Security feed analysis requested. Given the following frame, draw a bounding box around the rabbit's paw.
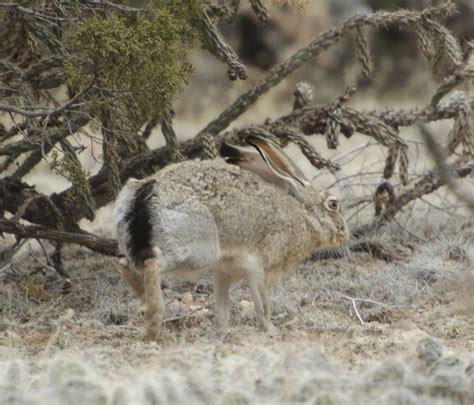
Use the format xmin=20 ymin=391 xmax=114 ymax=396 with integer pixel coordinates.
xmin=264 ymin=322 xmax=281 ymax=337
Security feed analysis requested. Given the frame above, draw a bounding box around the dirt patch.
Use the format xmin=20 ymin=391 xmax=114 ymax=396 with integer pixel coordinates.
xmin=1 ymin=234 xmax=473 ymax=403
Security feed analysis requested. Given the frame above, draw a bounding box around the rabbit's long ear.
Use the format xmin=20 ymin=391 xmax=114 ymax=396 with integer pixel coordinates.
xmin=219 ymin=142 xmax=261 ymax=164
xmin=246 ymin=135 xmax=311 ymax=188
xmin=220 ymin=138 xmax=310 ymax=201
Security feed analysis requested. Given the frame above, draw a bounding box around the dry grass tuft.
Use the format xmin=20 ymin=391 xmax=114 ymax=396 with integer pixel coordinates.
xmin=1 ymin=232 xmax=473 ymax=403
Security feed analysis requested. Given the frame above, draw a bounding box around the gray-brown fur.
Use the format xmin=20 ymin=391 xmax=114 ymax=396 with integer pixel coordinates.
xmin=114 ymin=158 xmax=348 ymax=340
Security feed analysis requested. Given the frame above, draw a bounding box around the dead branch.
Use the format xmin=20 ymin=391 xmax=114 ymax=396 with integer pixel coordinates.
xmin=0 ymin=239 xmax=26 ymax=270
xmin=75 ymin=1 xmax=150 ymax=13
xmin=0 ymin=219 xmax=118 ymax=256
xmin=0 ymin=114 xmax=90 ymax=158
xmin=0 ymin=79 xmax=94 ymax=118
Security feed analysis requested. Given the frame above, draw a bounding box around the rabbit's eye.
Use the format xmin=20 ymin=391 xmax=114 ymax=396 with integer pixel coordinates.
xmin=325 ymin=197 xmax=339 ymax=212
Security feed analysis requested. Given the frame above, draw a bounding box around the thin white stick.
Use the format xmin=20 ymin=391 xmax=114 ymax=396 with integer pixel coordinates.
xmin=341 ymin=295 xmax=365 ymax=325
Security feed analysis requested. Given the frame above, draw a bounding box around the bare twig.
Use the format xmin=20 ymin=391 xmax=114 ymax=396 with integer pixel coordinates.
xmin=341 ymin=295 xmax=365 ymax=325
xmin=418 ymin=124 xmax=474 ymax=210
xmin=163 ymin=302 xmax=213 ymax=324
xmin=0 ymin=219 xmax=118 ymax=256
xmin=0 ymin=3 xmax=66 ymax=22
xmin=0 ymin=239 xmax=26 ymax=270
xmin=0 ymin=80 xmax=94 ymax=118
xmin=77 ymin=1 xmax=150 ymax=13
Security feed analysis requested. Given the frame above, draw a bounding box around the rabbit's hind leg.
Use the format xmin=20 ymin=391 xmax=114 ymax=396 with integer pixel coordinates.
xmin=213 ymin=270 xmax=231 ymax=331
xmin=143 ymin=257 xmax=165 ymax=341
xmin=119 ymin=258 xmax=145 ymax=301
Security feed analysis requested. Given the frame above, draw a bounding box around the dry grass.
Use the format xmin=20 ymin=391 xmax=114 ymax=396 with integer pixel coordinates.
xmin=1 ymin=231 xmax=473 ymax=404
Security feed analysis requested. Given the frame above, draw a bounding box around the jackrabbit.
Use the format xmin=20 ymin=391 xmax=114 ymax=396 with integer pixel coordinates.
xmin=114 ymin=136 xmax=348 ymax=340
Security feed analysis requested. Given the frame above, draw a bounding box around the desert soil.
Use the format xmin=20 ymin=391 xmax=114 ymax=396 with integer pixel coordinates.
xmin=1 ymin=233 xmax=473 ymax=404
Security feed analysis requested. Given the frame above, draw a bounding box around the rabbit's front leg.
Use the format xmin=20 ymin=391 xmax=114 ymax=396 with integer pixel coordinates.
xmin=143 ymin=257 xmax=165 ymax=341
xmin=241 ymin=256 xmax=277 ymax=334
xmin=213 ymin=270 xmax=231 ymax=331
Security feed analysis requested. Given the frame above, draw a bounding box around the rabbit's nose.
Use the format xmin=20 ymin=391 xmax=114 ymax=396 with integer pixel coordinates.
xmin=339 ymin=221 xmax=350 ymax=244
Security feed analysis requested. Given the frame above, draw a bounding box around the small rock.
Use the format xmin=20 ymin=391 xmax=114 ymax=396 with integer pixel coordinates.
xmin=181 ymin=292 xmax=194 ymax=306
xmin=239 ymin=300 xmax=253 ymax=309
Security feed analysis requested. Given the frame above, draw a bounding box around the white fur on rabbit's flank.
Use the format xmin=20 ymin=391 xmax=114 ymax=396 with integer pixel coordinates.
xmin=114 ymin=158 xmax=348 ymax=339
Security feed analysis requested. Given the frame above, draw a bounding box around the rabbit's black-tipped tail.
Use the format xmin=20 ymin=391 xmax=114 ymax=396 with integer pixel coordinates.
xmin=124 ymin=179 xmax=156 ymax=269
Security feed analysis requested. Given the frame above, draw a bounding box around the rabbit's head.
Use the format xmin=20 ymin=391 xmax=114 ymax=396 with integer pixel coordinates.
xmin=221 ymin=134 xmax=349 ymax=248
xmin=302 ymin=187 xmax=349 ymax=248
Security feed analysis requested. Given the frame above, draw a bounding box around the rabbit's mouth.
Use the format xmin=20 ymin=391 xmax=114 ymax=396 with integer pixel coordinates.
xmin=334 ymin=228 xmax=349 ymax=245
xmin=329 ymin=220 xmax=349 ymax=246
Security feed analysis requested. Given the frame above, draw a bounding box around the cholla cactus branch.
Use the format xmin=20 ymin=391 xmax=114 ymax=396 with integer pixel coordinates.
xmin=333 ymin=85 xmax=359 ymax=108
xmin=141 ymin=117 xmax=159 ymax=141
xmin=383 ymin=144 xmax=399 ymax=180
xmin=238 ymin=126 xmax=281 ymax=145
xmin=419 ymin=125 xmax=474 ymax=210
xmin=324 ymin=118 xmax=340 ymax=150
xmin=232 ymin=124 xmax=339 ymax=171
xmin=374 ymin=182 xmax=396 ymax=217
xmin=197 ymin=1 xmax=456 ymax=138
xmin=398 ymin=147 xmax=409 ymax=186
xmin=353 ymin=160 xmax=474 ymax=237
xmin=281 ymin=96 xmax=473 ymax=134
xmin=338 ymin=108 xmax=405 ymax=148
xmin=250 ymin=0 xmax=271 ymax=23
xmin=293 ymin=82 xmax=314 ymax=111
xmin=354 ymin=26 xmax=373 ymax=79
xmin=446 ymin=109 xmax=469 ymax=155
xmin=431 ymin=65 xmax=474 ymax=106
xmin=200 ymin=7 xmax=247 ymax=80
xmin=161 ymin=112 xmax=185 ymax=162
xmin=271 ymin=126 xmax=339 ymax=171
xmin=206 ymin=0 xmax=240 ymax=22
xmin=422 ymin=18 xmax=463 ymax=76
xmin=200 ymin=133 xmax=219 ymax=160
xmin=415 ymin=24 xmax=435 ymax=66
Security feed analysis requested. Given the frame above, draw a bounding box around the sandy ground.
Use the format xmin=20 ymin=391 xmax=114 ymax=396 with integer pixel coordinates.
xmin=1 ymin=231 xmax=473 ymax=404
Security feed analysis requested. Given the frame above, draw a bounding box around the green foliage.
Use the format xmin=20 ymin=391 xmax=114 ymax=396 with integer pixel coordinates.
xmin=64 ymin=1 xmax=203 ymax=129
xmin=50 ymin=149 xmax=96 ymax=220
